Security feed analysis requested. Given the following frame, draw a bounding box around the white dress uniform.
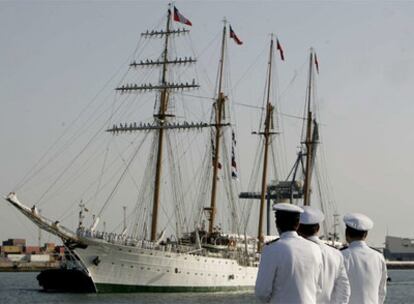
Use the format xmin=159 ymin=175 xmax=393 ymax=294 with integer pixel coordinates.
xmin=308 ymin=236 xmax=350 ymax=303
xmin=255 ymin=204 xmax=323 ymax=304
xmin=300 ymin=206 xmax=350 ymax=304
xmin=341 ymin=213 xmax=387 ymax=304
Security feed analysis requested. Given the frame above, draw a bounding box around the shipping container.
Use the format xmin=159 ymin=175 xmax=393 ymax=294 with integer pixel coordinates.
xmin=11 ymin=239 xmax=26 ymax=246
xmin=2 ymin=240 xmax=11 ymax=246
xmin=25 ymin=246 xmax=41 ymax=254
xmin=55 ymin=246 xmax=65 ymax=254
xmin=2 ymin=245 xmax=22 ymax=254
xmin=2 ymin=239 xmax=26 ymax=246
xmin=30 ymin=254 xmax=50 ymax=262
xmin=7 ymin=254 xmax=27 ymax=262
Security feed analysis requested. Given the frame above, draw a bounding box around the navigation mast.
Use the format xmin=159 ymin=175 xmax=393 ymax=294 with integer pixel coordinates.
xmin=207 ymin=20 xmax=227 ymax=234
xmin=150 ymin=8 xmax=172 ymax=241
xmin=303 ymin=48 xmax=315 ymax=206
xmin=110 ymin=6 xmax=199 ymax=241
xmin=257 ymin=37 xmax=276 ymax=252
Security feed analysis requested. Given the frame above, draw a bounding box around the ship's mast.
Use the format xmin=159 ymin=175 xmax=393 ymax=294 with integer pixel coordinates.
xmin=150 ymin=8 xmax=172 ymax=241
xmin=303 ymin=49 xmax=314 ymax=206
xmin=257 ymin=37 xmax=275 ymax=252
xmin=110 ymin=6 xmax=201 ymax=241
xmin=208 ymin=20 xmax=227 ymax=234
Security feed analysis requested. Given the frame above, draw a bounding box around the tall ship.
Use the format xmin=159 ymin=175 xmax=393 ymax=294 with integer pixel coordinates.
xmin=4 ymin=5 xmax=335 ymax=292
xmin=5 ymin=6 xmax=260 ymax=292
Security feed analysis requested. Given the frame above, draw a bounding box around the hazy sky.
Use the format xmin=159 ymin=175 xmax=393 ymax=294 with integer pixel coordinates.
xmin=1 ymin=1 xmax=414 ymax=247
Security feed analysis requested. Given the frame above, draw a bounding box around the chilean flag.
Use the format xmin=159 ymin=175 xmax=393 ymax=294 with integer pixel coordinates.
xmin=276 ymin=39 xmax=285 ymax=61
xmin=173 ymin=7 xmax=192 ymax=26
xmin=229 ymin=25 xmax=243 ymax=45
xmin=314 ymin=53 xmax=319 ymax=74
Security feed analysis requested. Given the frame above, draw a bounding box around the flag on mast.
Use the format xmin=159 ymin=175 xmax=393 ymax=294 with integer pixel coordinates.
xmin=276 ymin=39 xmax=285 ymax=61
xmin=314 ymin=53 xmax=319 ymax=74
xmin=211 ymin=137 xmax=222 ymax=169
xmin=173 ymin=6 xmax=192 ymax=26
xmin=231 ymin=131 xmax=238 ymax=179
xmin=229 ymin=25 xmax=243 ymax=45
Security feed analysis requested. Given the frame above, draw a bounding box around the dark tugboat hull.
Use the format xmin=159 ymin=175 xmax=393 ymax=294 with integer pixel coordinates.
xmin=37 ymin=269 xmax=96 ymax=293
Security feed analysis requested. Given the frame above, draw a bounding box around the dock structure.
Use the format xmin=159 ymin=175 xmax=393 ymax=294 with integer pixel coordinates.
xmin=386 ymin=261 xmax=414 ymax=269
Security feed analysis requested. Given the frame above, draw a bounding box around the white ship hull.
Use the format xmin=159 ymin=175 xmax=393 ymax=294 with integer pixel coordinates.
xmin=74 ymin=237 xmax=258 ymax=292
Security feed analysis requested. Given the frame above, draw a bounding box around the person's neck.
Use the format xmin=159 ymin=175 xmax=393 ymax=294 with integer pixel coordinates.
xmin=278 ymin=229 xmax=297 ymax=234
xmin=347 ymin=237 xmax=365 ymax=243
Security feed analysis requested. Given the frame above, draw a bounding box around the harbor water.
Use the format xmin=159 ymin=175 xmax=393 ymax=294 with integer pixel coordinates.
xmin=0 ymin=270 xmax=412 ymax=303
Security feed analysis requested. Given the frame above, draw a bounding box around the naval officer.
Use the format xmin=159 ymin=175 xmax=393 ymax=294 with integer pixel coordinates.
xmin=298 ymin=206 xmax=350 ymax=304
xmin=341 ymin=213 xmax=387 ymax=304
xmin=255 ymin=203 xmax=323 ymax=304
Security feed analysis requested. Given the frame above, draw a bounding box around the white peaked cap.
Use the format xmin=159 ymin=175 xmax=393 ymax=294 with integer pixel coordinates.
xmin=343 ymin=213 xmax=374 ymax=231
xmin=299 ymin=206 xmax=325 ymax=224
xmin=273 ymin=203 xmax=304 ymax=213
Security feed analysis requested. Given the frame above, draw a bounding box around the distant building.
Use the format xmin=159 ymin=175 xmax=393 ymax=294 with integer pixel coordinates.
xmin=384 ymin=235 xmax=414 ymax=261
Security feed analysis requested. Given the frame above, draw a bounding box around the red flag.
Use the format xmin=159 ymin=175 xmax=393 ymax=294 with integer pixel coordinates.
xmin=276 ymin=39 xmax=285 ymax=61
xmin=229 ymin=25 xmax=243 ymax=45
xmin=173 ymin=6 xmax=192 ymax=26
xmin=314 ymin=53 xmax=319 ymax=74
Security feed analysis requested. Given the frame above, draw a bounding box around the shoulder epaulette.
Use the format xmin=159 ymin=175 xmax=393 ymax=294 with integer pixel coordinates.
xmin=325 ymin=243 xmax=339 ymax=249
xmin=265 ymin=238 xmax=280 ymax=246
xmin=369 ymin=246 xmax=382 ymax=254
xmin=339 ymin=245 xmax=348 ymax=251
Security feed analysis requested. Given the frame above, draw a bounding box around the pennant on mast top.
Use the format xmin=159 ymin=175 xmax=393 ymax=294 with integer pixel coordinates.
xmin=229 ymin=25 xmax=243 ymax=45
xmin=314 ymin=53 xmax=319 ymax=74
xmin=173 ymin=6 xmax=192 ymax=26
xmin=276 ymin=38 xmax=285 ymax=61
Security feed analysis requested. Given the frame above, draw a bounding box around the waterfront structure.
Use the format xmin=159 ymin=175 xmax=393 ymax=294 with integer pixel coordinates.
xmin=384 ymin=236 xmax=414 ymax=261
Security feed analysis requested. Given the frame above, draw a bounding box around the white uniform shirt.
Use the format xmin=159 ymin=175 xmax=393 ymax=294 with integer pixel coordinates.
xmin=307 ymin=236 xmax=350 ymax=304
xmin=342 ymin=240 xmax=387 ymax=304
xmin=255 ymin=231 xmax=323 ymax=304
